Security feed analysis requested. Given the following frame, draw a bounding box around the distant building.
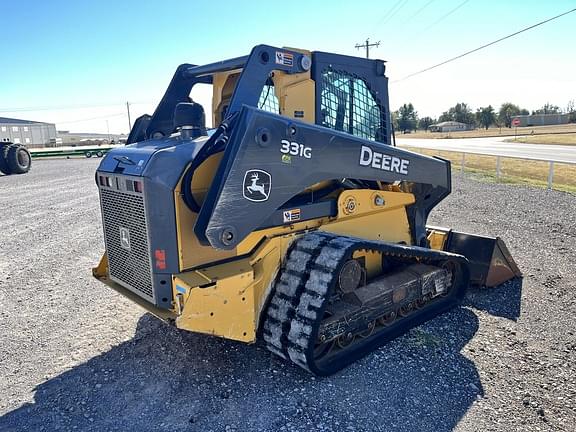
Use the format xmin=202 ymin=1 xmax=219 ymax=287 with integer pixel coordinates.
xmin=428 ymin=121 xmax=472 ymax=133
xmin=0 ymin=117 xmax=57 ymax=148
xmin=512 ymin=114 xmax=569 ymax=127
xmin=57 ymin=131 xmax=127 ymax=145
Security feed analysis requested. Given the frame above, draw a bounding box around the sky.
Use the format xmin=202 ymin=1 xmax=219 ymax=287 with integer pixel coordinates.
xmin=0 ymin=0 xmax=575 ymax=134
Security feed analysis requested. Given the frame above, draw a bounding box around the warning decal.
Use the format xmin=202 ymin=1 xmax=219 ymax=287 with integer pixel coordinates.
xmin=275 ymin=51 xmax=294 ymax=67
xmin=283 ymin=208 xmax=301 ymax=223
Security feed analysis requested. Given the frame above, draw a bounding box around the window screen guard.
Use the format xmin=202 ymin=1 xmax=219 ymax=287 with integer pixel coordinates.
xmin=320 ymin=69 xmax=387 ymax=143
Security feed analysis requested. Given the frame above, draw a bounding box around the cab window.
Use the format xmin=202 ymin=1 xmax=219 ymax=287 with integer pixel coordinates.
xmin=320 ymin=69 xmax=386 ymax=143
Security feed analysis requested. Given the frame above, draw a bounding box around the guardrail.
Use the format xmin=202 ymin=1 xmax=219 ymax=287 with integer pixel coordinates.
xmin=407 ymin=147 xmax=575 ymax=190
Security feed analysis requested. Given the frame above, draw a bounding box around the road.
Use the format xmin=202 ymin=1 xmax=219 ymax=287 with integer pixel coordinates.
xmin=396 ymin=136 xmax=576 ymax=164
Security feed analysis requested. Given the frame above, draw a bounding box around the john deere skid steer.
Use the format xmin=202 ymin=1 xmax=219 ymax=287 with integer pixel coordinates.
xmin=93 ymin=45 xmax=520 ymax=375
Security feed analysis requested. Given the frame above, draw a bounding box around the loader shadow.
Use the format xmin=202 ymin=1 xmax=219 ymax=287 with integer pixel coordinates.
xmin=464 ymin=277 xmax=523 ymax=321
xmin=0 ymin=309 xmax=482 ymax=432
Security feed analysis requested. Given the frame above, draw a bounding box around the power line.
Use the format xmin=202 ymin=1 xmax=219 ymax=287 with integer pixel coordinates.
xmin=370 ymin=0 xmax=404 ymax=34
xmin=0 ymin=102 xmax=121 ymax=113
xmin=419 ymin=0 xmax=470 ymax=34
xmin=379 ymin=0 xmax=410 ymax=27
xmin=57 ymin=113 xmax=126 ymax=125
xmin=0 ymin=100 xmax=153 ymax=113
xmin=402 ymin=0 xmax=435 ymax=26
xmin=393 ymin=6 xmax=576 ymax=83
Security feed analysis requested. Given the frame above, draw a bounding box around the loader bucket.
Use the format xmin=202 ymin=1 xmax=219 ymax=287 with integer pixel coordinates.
xmin=427 ymin=228 xmax=522 ymax=288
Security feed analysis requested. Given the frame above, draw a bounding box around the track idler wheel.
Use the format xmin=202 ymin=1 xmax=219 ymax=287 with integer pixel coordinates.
xmin=358 ymin=320 xmax=376 ymax=338
xmin=399 ymin=301 xmax=415 ymax=317
xmin=338 ymin=259 xmax=363 ymax=294
xmin=378 ymin=310 xmax=397 ymax=326
xmin=337 ymin=332 xmax=355 ymax=348
xmin=416 ymin=294 xmax=433 ymax=309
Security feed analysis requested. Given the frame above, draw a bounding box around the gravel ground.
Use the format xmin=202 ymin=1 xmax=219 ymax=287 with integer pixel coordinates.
xmin=0 ymin=158 xmax=575 ymax=432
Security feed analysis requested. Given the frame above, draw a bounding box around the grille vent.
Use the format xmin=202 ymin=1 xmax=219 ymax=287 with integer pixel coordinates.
xmin=100 ymin=187 xmax=153 ymax=301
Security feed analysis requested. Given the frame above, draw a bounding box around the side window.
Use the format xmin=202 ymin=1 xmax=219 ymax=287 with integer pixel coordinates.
xmin=352 ymin=80 xmax=381 ymax=140
xmin=320 ymin=69 xmax=386 ymax=142
xmin=258 ymin=84 xmax=280 ymax=114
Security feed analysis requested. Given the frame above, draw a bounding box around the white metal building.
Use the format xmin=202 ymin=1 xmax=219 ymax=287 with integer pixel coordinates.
xmin=0 ymin=117 xmax=57 ymax=148
xmin=512 ymin=114 xmax=570 ymax=127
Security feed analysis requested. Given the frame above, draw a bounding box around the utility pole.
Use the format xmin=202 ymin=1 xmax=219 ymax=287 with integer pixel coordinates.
xmin=126 ymin=101 xmax=132 ymax=131
xmin=355 ymin=38 xmax=380 ymax=59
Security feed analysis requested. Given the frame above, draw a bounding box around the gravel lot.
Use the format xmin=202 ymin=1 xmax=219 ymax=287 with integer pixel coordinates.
xmin=1 ymin=158 xmax=575 ymax=431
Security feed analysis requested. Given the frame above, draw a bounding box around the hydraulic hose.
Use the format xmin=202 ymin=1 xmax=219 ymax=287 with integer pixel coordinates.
xmin=182 ymin=113 xmax=238 ymax=213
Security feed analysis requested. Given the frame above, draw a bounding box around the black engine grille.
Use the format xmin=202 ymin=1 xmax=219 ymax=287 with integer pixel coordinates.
xmin=100 ymin=187 xmax=153 ymax=301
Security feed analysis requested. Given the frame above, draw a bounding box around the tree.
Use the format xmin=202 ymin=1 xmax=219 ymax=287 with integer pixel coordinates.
xmin=567 ymin=100 xmax=576 ymax=123
xmin=418 ymin=116 xmax=435 ymax=130
xmin=438 ymin=111 xmax=451 ymax=122
xmin=498 ymin=102 xmax=528 ymax=128
xmin=532 ymin=103 xmax=561 ymax=115
xmin=438 ymin=102 xmax=475 ymax=126
xmin=396 ymin=103 xmax=418 ymax=133
xmin=476 ymin=106 xmax=496 ymax=130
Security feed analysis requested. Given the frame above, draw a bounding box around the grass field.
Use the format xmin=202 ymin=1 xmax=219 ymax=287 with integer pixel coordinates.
xmin=404 ymin=146 xmax=576 ymax=194
xmin=504 ymin=133 xmax=576 ymax=146
xmin=401 ymin=123 xmax=576 ymax=139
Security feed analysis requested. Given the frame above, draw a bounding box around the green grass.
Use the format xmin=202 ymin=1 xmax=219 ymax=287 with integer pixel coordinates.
xmin=464 ymin=167 xmax=576 ymax=194
xmin=504 ymin=133 xmax=576 ymax=146
xmin=405 ymin=146 xmax=576 ymax=194
xmin=401 ymin=123 xmax=576 ymax=140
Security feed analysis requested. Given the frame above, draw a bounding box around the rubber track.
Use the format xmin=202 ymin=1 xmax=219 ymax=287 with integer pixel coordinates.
xmin=262 ymin=232 xmax=333 ymax=359
xmin=262 ymin=232 xmax=470 ymax=376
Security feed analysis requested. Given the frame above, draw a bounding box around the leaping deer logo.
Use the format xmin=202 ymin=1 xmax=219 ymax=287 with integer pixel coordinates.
xmin=119 ymin=227 xmax=131 ymax=250
xmin=243 ymin=169 xmax=271 ymax=202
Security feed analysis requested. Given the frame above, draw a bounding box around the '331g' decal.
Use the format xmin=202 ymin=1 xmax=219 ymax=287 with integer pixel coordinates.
xmin=280 ymin=140 xmax=312 ymax=159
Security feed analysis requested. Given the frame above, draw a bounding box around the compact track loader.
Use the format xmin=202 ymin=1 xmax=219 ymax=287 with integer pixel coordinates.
xmin=93 ymin=45 xmax=520 ymax=375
